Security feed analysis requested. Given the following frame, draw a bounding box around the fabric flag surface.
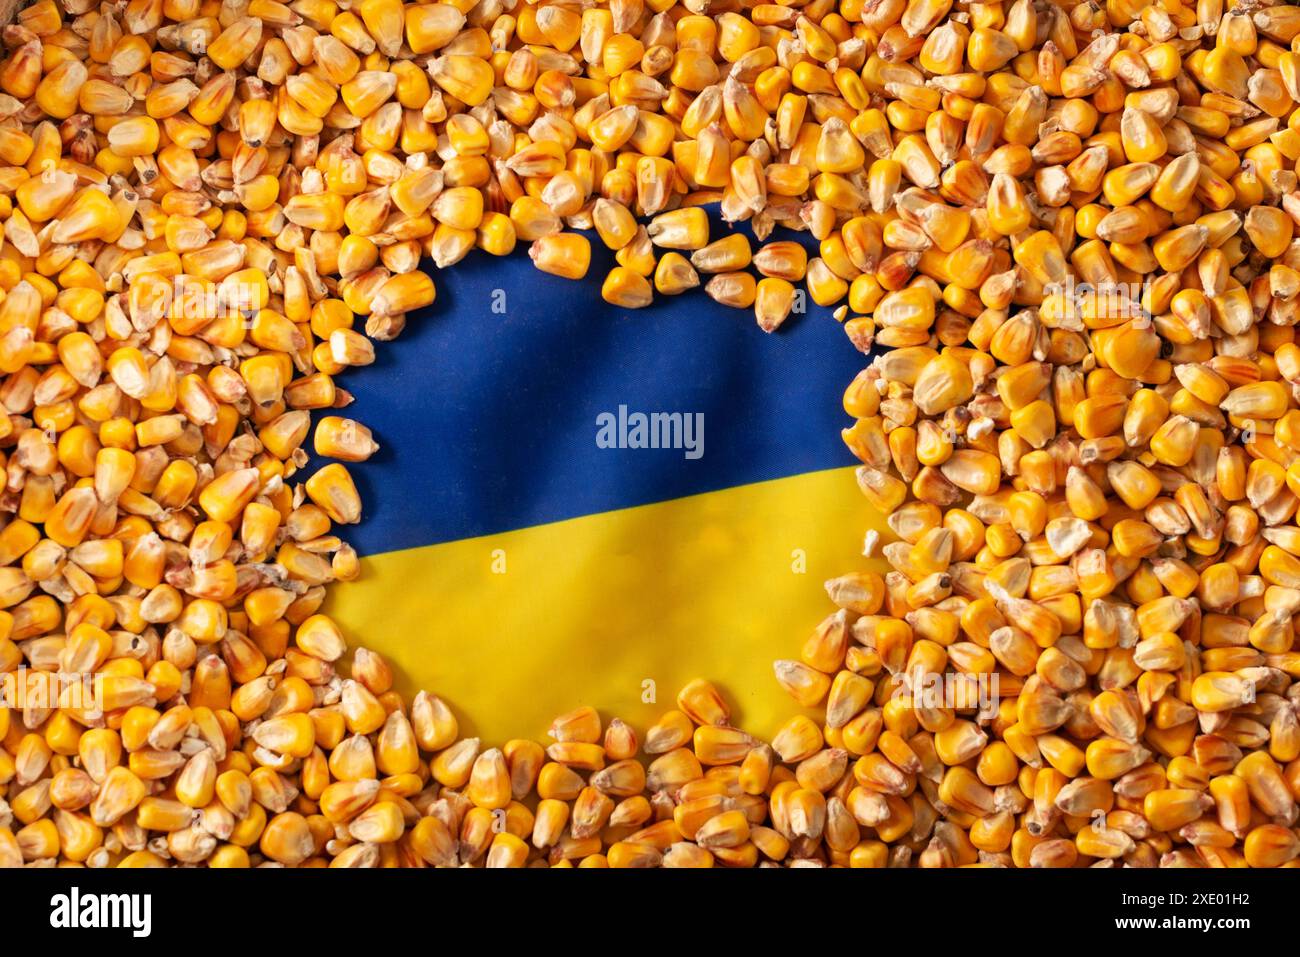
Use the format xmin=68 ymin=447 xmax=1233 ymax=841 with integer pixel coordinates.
xmin=322 ymin=212 xmax=882 ymax=741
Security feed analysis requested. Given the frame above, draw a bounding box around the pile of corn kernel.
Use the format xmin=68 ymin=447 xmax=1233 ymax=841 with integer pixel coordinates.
xmin=0 ymin=0 xmax=1298 ymax=868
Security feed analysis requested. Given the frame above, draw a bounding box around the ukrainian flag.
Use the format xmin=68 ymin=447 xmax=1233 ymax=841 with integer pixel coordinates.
xmin=324 ymin=210 xmax=881 ymax=742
